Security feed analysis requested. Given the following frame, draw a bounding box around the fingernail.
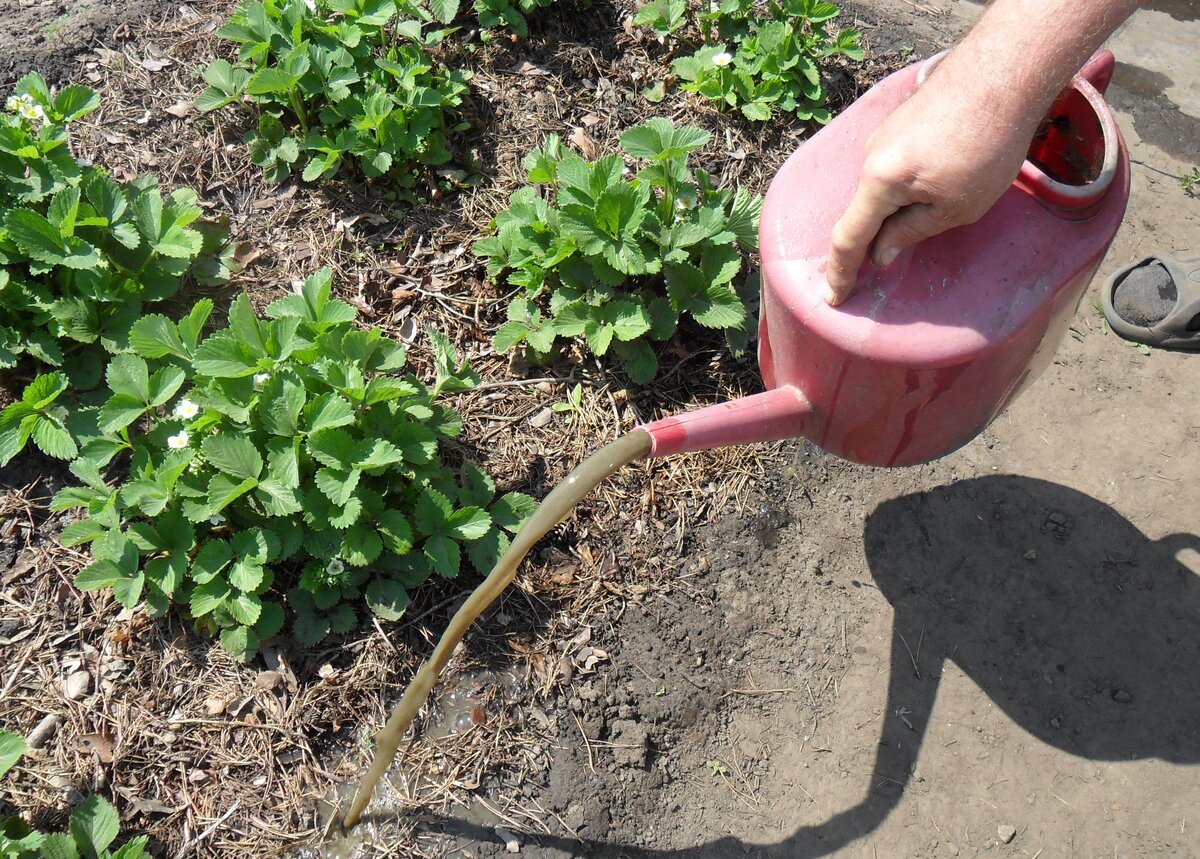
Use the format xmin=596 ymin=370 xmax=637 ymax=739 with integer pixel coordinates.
xmin=878 ymin=246 xmax=900 ymax=267
xmin=825 ymin=287 xmax=839 ymax=305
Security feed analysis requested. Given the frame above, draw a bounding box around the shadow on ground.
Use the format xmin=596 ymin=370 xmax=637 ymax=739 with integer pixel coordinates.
xmin=396 ymin=475 xmax=1200 ymax=856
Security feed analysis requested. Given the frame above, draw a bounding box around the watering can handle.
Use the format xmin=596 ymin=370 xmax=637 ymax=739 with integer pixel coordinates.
xmin=1078 ymin=49 xmax=1115 ymax=94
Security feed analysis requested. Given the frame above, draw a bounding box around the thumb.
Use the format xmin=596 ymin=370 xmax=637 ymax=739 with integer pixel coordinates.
xmin=870 ymin=203 xmax=958 ymax=268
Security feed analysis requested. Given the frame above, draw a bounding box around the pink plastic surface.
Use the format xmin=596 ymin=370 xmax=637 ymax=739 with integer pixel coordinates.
xmin=642 ymin=52 xmax=1129 ymax=465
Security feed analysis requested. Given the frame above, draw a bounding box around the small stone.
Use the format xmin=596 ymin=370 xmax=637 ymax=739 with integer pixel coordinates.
xmin=530 ymin=407 xmax=554 ymax=428
xmin=495 ymin=825 xmax=521 ymax=853
xmin=997 ymin=824 xmax=1017 ymax=844
xmin=64 ymin=670 xmax=91 ymax=701
xmin=204 ymin=696 xmax=226 ymax=716
xmin=1023 ymin=550 xmax=1037 ymax=561
xmin=1113 ymin=689 xmax=1132 ymax=704
xmin=26 ymin=714 xmax=61 ymax=749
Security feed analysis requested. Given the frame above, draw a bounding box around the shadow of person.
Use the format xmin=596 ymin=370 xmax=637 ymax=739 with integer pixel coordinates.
xmin=364 ymin=475 xmax=1200 ymax=857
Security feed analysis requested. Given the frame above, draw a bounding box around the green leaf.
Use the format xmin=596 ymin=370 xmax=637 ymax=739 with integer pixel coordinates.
xmin=129 ymin=314 xmax=187 ymax=359
xmin=261 ymin=378 xmax=306 ymax=436
xmin=447 ymin=506 xmax=491 ymax=540
xmin=60 ymin=518 xmax=108 ymax=547
xmin=207 ymin=473 xmax=259 ymax=512
xmin=32 ymin=417 xmax=77 ymax=460
xmin=190 ymin=577 xmax=230 ymax=617
xmin=22 ymin=372 xmax=68 ymax=409
xmin=458 ymin=461 xmax=495 ymax=508
xmin=366 ymin=577 xmax=409 ymax=621
xmin=5 ymin=208 xmax=101 ymax=269
xmin=308 ymin=427 xmax=356 ymax=469
xmin=254 ymin=602 xmax=285 ymax=639
xmin=342 ymin=523 xmax=383 ymax=566
xmin=0 ymin=729 xmax=25 ymax=778
xmin=106 ymin=354 xmax=151 ymax=402
xmin=315 ymin=467 xmax=360 ymax=506
xmin=97 ymin=395 xmax=146 ymax=435
xmin=377 ymin=510 xmax=414 ymax=554
xmin=193 ymin=331 xmax=260 ymax=378
xmin=424 ymin=533 xmax=461 ymax=578
xmin=692 ymin=284 xmax=745 ymax=329
xmin=148 ymin=366 xmax=186 ymax=407
xmin=414 ymin=487 xmax=452 ymax=535
xmin=191 ymin=539 xmax=232 ymax=583
xmin=39 ymin=833 xmax=78 ymax=859
xmin=201 ymin=434 xmax=263 ymax=480
xmin=228 ymin=591 xmax=263 ymax=625
xmin=69 ymin=795 xmax=119 ymax=859
xmin=220 ymin=625 xmax=259 ymax=661
xmin=490 ymin=492 xmax=537 ymax=532
xmin=76 ymin=559 xmax=126 ymax=590
xmin=620 ymin=118 xmax=709 ymax=160
xmin=306 ymin=392 xmax=354 ymax=432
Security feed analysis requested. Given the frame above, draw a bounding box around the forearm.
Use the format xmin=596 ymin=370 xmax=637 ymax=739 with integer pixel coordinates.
xmin=931 ymin=0 xmax=1142 ymax=134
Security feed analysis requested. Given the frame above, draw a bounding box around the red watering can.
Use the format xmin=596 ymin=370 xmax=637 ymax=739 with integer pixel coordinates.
xmin=641 ymin=50 xmax=1129 ymax=467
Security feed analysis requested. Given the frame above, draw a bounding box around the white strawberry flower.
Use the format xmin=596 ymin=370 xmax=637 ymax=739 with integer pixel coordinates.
xmin=712 ymin=50 xmax=733 ymax=67
xmin=326 ymin=558 xmax=345 ymax=576
xmin=167 ymin=430 xmax=190 ymax=449
xmin=174 ymin=398 xmax=200 ymax=419
xmin=7 ymin=94 xmax=45 ymax=124
xmin=187 ymin=459 xmax=202 ymax=473
xmin=253 ymin=372 xmax=270 ymax=391
xmin=209 ymin=513 xmax=226 ymax=526
xmin=675 ymin=193 xmax=698 ymax=211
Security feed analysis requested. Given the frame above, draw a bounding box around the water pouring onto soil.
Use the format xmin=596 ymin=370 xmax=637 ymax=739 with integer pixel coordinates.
xmin=341 ymin=430 xmax=652 ymax=829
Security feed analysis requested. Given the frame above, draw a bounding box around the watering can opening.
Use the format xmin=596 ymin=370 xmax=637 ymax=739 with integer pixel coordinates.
xmin=640 ymin=50 xmax=1131 ymax=467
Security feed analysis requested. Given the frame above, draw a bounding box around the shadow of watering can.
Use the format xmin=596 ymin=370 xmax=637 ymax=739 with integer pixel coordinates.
xmin=640 ymin=50 xmax=1130 ymax=466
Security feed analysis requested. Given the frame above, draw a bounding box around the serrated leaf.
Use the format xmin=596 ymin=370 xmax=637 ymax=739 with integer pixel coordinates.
xmin=220 ymin=625 xmax=259 ymax=661
xmin=69 ymin=794 xmax=119 ymax=858
xmin=308 ymin=426 xmax=356 ymax=468
xmin=22 ymin=372 xmax=67 ymax=409
xmin=129 ymin=314 xmax=187 ymax=359
xmin=60 ymin=518 xmax=108 ymax=547
xmin=201 ymin=434 xmax=263 ymax=480
xmin=315 ymin=466 xmax=360 ymax=506
xmin=105 ymin=353 xmax=151 ymax=402
xmin=228 ymin=591 xmax=263 ymax=625
xmin=447 ymin=506 xmax=491 ymax=540
xmin=342 ymin=523 xmax=382 ymax=566
xmin=207 ymin=473 xmax=259 ymax=511
xmin=5 ymin=208 xmax=101 ymax=269
xmin=191 ymin=539 xmax=232 ymax=583
xmin=414 ymin=487 xmax=452 ymax=535
xmin=189 ymin=577 xmax=230 ymax=617
xmin=424 ymin=533 xmax=460 ymax=578
xmin=32 ymin=417 xmax=77 ymax=460
xmin=365 ymin=577 xmax=409 ymax=621
xmin=97 ymin=394 xmax=146 ymax=434
xmin=148 ymin=365 xmax=186 ymax=407
xmin=377 ymin=509 xmax=414 ymax=554
xmin=306 ymin=392 xmax=354 ymax=432
xmin=490 ymin=492 xmax=537 ymax=532
xmin=0 ymin=729 xmax=25 ymax=778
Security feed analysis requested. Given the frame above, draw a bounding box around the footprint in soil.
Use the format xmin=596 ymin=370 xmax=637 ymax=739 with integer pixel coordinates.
xmin=415 ymin=475 xmax=1200 ymax=858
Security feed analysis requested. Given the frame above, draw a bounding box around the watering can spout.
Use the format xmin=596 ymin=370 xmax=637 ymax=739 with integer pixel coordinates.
xmin=639 ymin=386 xmax=815 ymax=458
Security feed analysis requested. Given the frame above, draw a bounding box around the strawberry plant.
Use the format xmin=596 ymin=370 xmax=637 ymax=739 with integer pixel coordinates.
xmin=473 ymin=0 xmax=557 ymax=37
xmin=473 ymin=118 xmax=761 ymax=382
xmin=198 ymin=0 xmax=471 ymax=191
xmin=51 ymin=270 xmax=534 ymax=660
xmin=1 ymin=73 xmax=230 ymax=387
xmin=2 ymin=728 xmax=149 ymax=858
xmin=635 ymin=0 xmax=862 ymax=122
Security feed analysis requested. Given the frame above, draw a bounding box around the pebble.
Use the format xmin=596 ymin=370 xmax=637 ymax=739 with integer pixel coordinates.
xmin=495 ymin=825 xmax=521 ymax=853
xmin=64 ymin=670 xmax=91 ymax=701
xmin=1113 ymin=689 xmax=1132 ymax=704
xmin=530 ymin=407 xmax=554 ymax=428
xmin=997 ymin=824 xmax=1017 ymax=844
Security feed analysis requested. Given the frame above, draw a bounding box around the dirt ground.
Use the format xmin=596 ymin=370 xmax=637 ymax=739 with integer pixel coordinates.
xmin=0 ymin=0 xmax=1197 ymax=857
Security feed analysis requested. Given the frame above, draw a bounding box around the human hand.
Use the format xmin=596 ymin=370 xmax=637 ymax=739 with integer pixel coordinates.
xmin=824 ymin=60 xmax=1040 ymax=305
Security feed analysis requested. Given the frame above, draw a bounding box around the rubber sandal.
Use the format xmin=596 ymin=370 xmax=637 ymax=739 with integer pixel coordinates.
xmin=1101 ymin=252 xmax=1200 ymax=350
